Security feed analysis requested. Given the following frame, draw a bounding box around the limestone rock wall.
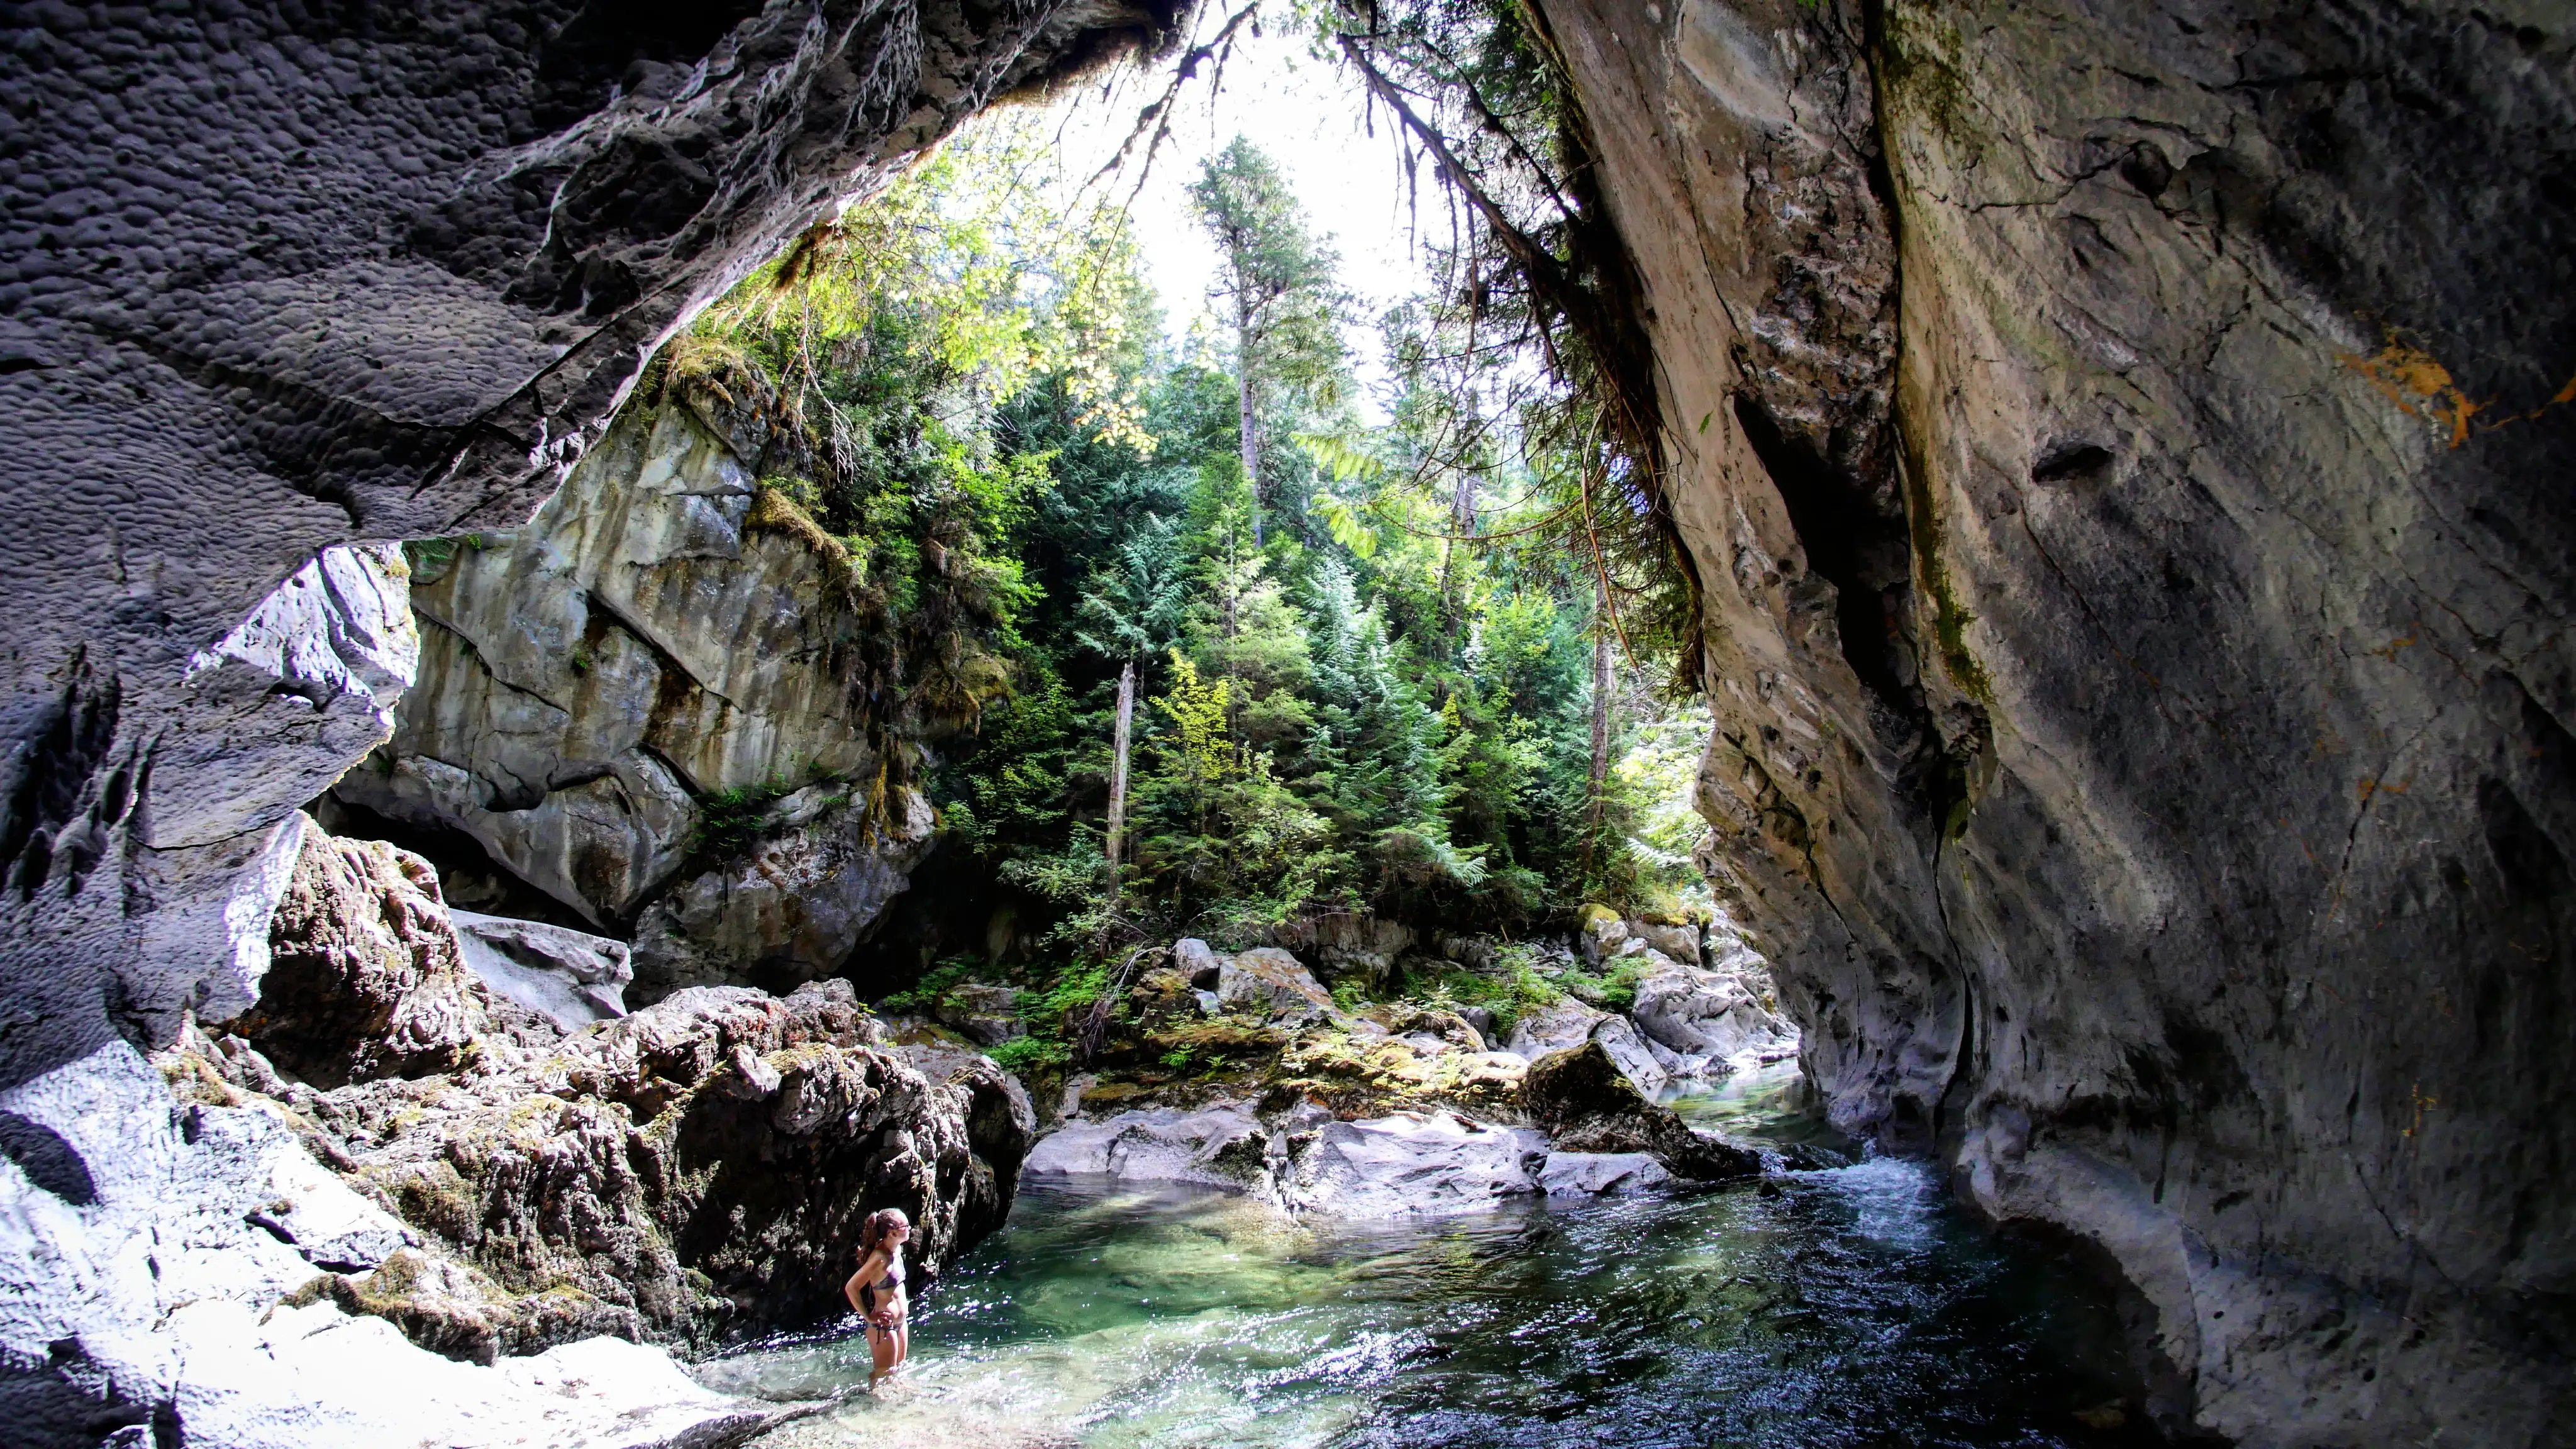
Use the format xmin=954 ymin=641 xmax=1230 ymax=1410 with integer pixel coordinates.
xmin=336 ymin=392 xmax=936 ymax=999
xmin=1543 ymin=0 xmax=2575 ymax=1442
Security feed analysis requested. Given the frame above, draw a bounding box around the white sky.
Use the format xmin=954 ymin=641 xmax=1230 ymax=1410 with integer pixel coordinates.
xmin=1026 ymin=18 xmax=1450 ymax=419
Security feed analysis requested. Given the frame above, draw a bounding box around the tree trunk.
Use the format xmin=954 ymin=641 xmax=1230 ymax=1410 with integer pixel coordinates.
xmin=1587 ymin=577 xmax=1614 ymax=865
xmin=1440 ymin=467 xmax=1475 ymax=641
xmin=1106 ymin=659 xmax=1136 ymax=895
xmin=1237 ymin=288 xmax=1261 ymax=548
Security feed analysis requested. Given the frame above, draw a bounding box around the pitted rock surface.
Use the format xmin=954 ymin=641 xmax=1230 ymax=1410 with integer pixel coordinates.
xmin=0 ymin=8 xmax=1186 ymax=1440
xmin=1545 ymin=0 xmax=2576 ymax=1440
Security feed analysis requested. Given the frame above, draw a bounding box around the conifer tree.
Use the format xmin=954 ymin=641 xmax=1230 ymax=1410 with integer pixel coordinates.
xmin=1189 ymin=138 xmax=1346 ymax=547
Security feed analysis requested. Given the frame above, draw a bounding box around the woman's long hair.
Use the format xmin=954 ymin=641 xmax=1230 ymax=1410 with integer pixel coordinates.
xmin=861 ymin=1206 xmax=910 ymax=1257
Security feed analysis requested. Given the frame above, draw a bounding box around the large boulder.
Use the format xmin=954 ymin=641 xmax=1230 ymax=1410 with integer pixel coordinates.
xmin=260 ymin=979 xmax=1031 ymax=1357
xmin=1520 ymin=1041 xmax=1759 ymax=1182
xmin=336 ymin=402 xmax=946 ymax=1002
xmin=187 ymin=842 xmax=1034 ymax=1364
xmin=1021 ymin=1107 xmax=1272 ymax=1191
xmin=1628 ymin=959 xmax=1796 ymax=1070
xmin=226 ymin=826 xmax=502 ymax=1089
xmin=628 ymin=783 xmax=937 ymax=1002
xmin=1214 ymin=945 xmax=1338 ymax=1024
xmin=1281 ymin=1111 xmax=1552 ymax=1217
xmin=448 ymin=910 xmax=633 ymax=1029
xmin=1266 ymin=914 xmax=1417 ymax=984
xmin=1504 ymin=995 xmax=1607 ymax=1059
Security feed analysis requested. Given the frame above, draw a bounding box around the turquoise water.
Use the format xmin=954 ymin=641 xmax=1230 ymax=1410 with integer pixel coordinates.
xmin=709 ymin=1065 xmax=2157 ymax=1448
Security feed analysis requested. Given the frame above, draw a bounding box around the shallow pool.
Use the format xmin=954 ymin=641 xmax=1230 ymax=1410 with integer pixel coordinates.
xmin=708 ymin=1065 xmax=2157 ymax=1448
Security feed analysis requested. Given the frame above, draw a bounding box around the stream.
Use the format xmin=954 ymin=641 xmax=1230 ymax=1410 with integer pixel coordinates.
xmin=708 ymin=1064 xmax=2159 ymax=1448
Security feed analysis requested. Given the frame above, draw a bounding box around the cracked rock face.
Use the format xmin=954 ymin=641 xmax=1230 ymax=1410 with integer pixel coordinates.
xmin=1546 ymin=0 xmax=2574 ymax=1441
xmin=336 ymin=393 xmax=938 ymax=1000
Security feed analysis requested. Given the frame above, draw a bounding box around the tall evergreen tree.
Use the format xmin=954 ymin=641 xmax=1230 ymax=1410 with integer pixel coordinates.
xmin=1189 ymin=138 xmax=1347 ymax=547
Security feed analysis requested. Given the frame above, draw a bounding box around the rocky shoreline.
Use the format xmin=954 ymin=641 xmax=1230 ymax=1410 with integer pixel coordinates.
xmin=53 ymin=823 xmax=1789 ymax=1449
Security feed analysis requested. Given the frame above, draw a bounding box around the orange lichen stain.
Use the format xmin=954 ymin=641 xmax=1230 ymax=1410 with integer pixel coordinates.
xmin=2402 ymin=1082 xmax=2437 ymax=1138
xmin=2357 ymin=775 xmax=2411 ymax=800
xmin=2340 ymin=331 xmax=2576 ymax=446
xmin=2368 ymin=631 xmax=2418 ymax=663
xmin=2341 ymin=336 xmax=2483 ymax=446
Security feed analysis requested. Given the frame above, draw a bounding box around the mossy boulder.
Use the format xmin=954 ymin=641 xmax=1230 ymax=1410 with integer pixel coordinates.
xmin=1519 ymin=1040 xmax=1759 ymax=1181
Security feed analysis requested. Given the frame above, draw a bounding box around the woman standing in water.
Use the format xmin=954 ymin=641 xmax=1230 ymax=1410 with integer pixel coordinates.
xmin=843 ymin=1208 xmax=913 ymax=1389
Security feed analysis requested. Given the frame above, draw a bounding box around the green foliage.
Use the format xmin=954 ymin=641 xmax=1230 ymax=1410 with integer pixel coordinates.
xmin=1420 ymin=947 xmax=1561 ymax=1035
xmin=989 ymin=1036 xmax=1070 ymax=1074
xmin=880 ymin=956 xmax=981 ymax=1016
xmin=647 ymin=101 xmax=1714 ymax=1026
xmin=691 ymin=776 xmax=816 ymax=860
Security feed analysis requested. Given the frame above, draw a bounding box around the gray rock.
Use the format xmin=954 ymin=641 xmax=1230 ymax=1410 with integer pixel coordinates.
xmin=448 ymin=910 xmax=633 ymax=1029
xmin=1589 ymin=1015 xmax=1670 ymax=1098
xmin=936 ymin=983 xmax=1026 ymax=1046
xmin=0 ymin=6 xmax=1194 ymax=1444
xmin=628 ymin=784 xmax=936 ymax=1003
xmin=1022 ymin=1108 xmax=1271 ymax=1191
xmin=1216 ymin=946 xmax=1338 ymax=1024
xmin=1539 ymin=1152 xmax=1672 ymax=1197
xmin=333 ymin=401 xmax=932 ymax=946
xmin=1504 ymin=996 xmax=1607 ymax=1060
xmin=1628 ymin=954 xmax=1795 ymax=1073
xmin=1267 ymin=914 xmax=1416 ymax=984
xmin=1629 ymin=921 xmax=1702 ymax=963
xmin=1280 ymin=1112 xmax=1551 ymax=1217
xmin=1174 ymin=937 xmax=1225 ymax=988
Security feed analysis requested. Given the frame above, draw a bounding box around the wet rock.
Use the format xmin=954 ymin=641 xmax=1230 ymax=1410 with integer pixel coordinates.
xmin=1539 ymin=1152 xmax=1672 ymax=1197
xmin=1280 ymin=1111 xmax=1551 ymax=1217
xmin=1021 ymin=1107 xmax=1272 ymax=1191
xmin=448 ymin=910 xmax=632 ymax=1029
xmin=1521 ymin=1041 xmax=1758 ymax=1182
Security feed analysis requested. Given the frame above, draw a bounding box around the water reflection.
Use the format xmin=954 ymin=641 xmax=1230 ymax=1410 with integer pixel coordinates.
xmin=709 ymin=1064 xmax=2156 ymax=1448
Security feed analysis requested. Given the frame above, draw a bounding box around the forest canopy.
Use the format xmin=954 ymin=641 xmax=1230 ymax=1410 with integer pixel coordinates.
xmin=659 ymin=78 xmax=1708 ymax=1057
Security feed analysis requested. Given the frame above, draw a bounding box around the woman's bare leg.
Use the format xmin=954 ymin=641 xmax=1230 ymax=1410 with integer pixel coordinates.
xmin=868 ymin=1324 xmax=898 ymax=1388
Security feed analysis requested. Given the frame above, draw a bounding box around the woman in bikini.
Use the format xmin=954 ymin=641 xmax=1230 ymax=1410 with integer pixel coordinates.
xmin=842 ymin=1207 xmax=912 ymax=1389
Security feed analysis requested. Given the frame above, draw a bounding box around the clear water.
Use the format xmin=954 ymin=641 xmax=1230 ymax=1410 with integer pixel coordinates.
xmin=707 ymin=1065 xmax=2158 ymax=1448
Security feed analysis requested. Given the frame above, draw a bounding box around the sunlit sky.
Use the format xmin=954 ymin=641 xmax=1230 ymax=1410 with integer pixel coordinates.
xmin=1026 ymin=16 xmax=1448 ymax=418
